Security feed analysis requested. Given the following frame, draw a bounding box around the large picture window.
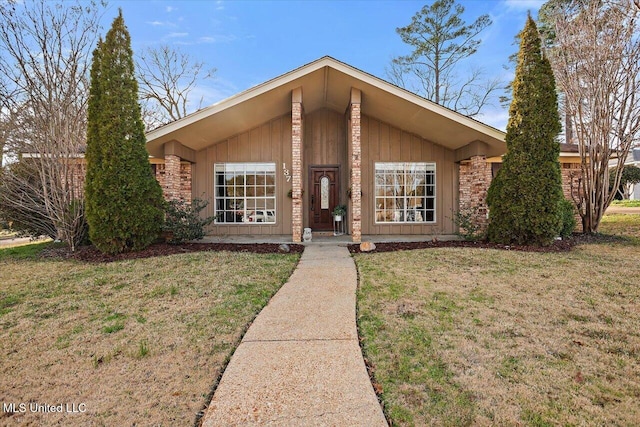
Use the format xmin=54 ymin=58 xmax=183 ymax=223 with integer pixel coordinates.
xmin=214 ymin=163 xmax=276 ymax=224
xmin=374 ymin=162 xmax=436 ymax=223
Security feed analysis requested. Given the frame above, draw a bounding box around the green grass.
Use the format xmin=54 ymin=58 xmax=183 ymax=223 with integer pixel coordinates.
xmin=610 ymin=199 xmax=640 ymax=207
xmin=356 ymin=215 xmax=640 ymax=426
xmin=0 ymin=240 xmax=55 ymax=260
xmin=137 ymin=339 xmax=150 ymax=358
xmin=599 ymin=213 xmax=640 ymax=239
xmin=0 ymin=246 xmax=299 ymax=426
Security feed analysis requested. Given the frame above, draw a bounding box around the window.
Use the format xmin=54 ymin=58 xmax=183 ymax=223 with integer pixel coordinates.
xmin=374 ymin=162 xmax=436 ymax=223
xmin=214 ymin=163 xmax=276 ymax=224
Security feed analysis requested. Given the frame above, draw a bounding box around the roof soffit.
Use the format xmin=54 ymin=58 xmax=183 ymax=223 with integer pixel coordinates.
xmin=146 ymin=57 xmax=506 ymax=157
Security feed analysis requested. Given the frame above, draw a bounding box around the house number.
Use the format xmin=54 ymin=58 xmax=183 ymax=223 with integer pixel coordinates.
xmin=282 ymin=163 xmax=291 ymax=182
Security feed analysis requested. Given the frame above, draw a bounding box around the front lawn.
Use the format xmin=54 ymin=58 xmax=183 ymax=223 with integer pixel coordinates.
xmin=600 ymin=213 xmax=640 ymax=239
xmin=610 ymin=199 xmax=640 ymax=208
xmin=356 ymin=215 xmax=640 ymax=426
xmin=0 ymin=245 xmax=299 ymax=425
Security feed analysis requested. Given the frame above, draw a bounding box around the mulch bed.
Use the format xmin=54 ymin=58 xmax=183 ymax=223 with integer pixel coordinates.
xmin=348 ymin=233 xmax=626 ymax=254
xmin=37 ymin=233 xmax=625 ymax=262
xmin=40 ymin=242 xmax=304 ymax=263
xmin=348 ymin=239 xmax=574 ymax=254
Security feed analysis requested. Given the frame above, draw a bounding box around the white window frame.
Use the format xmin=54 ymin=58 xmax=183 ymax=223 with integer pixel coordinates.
xmin=214 ymin=163 xmax=277 ymax=224
xmin=374 ymin=162 xmax=436 ymax=224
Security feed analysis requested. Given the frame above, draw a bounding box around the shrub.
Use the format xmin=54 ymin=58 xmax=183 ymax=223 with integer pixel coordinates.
xmin=558 ymin=198 xmax=577 ymax=238
xmin=64 ymin=200 xmax=90 ymax=247
xmin=1 ymin=197 xmax=89 ymax=249
xmin=0 ymin=163 xmax=56 ymax=239
xmin=452 ymin=208 xmax=486 ymax=241
xmin=163 ymin=198 xmax=215 ymax=244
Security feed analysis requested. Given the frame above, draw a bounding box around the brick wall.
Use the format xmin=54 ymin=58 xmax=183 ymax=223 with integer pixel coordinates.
xmin=561 ymin=162 xmax=582 ymax=227
xmin=459 ymin=158 xmax=583 ymax=234
xmin=561 ymin=162 xmax=581 ymax=203
xmin=71 ymin=162 xmax=87 ymax=200
xmin=164 ymin=155 xmax=181 ymax=201
xmin=69 ymin=159 xmax=191 ymax=202
xmin=155 ymin=161 xmax=192 ymax=202
xmin=458 ymin=155 xmax=492 ymax=232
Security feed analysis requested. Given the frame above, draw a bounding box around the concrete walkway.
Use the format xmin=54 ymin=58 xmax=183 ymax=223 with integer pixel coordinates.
xmin=605 ymin=206 xmax=640 ymax=215
xmin=200 ymin=245 xmax=387 ymax=427
xmin=0 ymin=236 xmax=50 ymax=248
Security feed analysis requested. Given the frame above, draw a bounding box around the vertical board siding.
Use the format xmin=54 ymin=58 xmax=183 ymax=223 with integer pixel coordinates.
xmin=361 ymin=114 xmax=456 ymax=235
xmin=191 ymin=110 xmax=457 ymax=237
xmin=304 ymin=108 xmax=346 ymax=166
xmin=249 ymin=128 xmax=261 ymax=161
xmin=303 ymin=108 xmax=348 ymax=228
xmin=193 ymin=114 xmax=293 ymax=236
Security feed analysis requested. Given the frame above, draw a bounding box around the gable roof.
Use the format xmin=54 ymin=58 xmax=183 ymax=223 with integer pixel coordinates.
xmin=146 ymin=56 xmax=506 ymax=158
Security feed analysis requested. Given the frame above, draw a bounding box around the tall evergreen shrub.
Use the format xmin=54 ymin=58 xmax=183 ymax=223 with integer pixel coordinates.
xmin=487 ymin=15 xmax=563 ymax=246
xmin=85 ymin=10 xmax=164 ymax=254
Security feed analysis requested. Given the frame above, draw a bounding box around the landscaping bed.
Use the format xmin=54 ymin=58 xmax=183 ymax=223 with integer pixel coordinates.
xmin=348 ymin=233 xmax=629 ymax=254
xmin=349 ymin=238 xmax=575 ymax=254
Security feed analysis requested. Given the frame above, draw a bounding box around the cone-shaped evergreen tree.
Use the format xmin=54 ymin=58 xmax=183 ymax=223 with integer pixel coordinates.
xmin=486 ymin=15 xmax=563 ymax=246
xmin=85 ymin=10 xmax=164 ymax=254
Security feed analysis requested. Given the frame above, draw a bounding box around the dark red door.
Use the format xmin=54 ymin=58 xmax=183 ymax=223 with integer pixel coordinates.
xmin=309 ymin=166 xmax=339 ymax=231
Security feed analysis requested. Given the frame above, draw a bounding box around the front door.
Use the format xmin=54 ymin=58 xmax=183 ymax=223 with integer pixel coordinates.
xmin=309 ymin=166 xmax=340 ymax=231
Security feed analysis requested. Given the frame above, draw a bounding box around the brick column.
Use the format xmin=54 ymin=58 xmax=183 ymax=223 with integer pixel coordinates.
xmin=179 ymin=163 xmax=192 ymax=201
xmin=164 ymin=154 xmax=182 ymax=201
xmin=350 ymin=88 xmax=362 ymax=243
xmin=458 ymin=155 xmax=492 ymax=232
xmin=291 ymin=88 xmax=303 ymax=243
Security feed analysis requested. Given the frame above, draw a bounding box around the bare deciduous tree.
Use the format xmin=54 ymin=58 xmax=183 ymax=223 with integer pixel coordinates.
xmin=136 ymin=44 xmax=216 ymax=130
xmin=0 ymin=0 xmax=104 ymax=250
xmin=388 ymin=0 xmax=502 ymax=117
xmin=548 ymin=0 xmax=640 ymax=232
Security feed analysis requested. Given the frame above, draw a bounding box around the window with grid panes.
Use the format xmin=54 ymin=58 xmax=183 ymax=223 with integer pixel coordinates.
xmin=214 ymin=163 xmax=276 ymax=224
xmin=374 ymin=162 xmax=435 ymax=223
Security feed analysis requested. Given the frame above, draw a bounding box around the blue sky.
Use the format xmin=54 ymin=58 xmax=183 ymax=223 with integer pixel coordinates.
xmin=108 ymin=0 xmax=545 ymax=130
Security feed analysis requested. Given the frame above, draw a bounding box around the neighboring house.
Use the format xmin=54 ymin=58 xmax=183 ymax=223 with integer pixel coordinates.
xmin=610 ymin=148 xmax=640 ymax=200
xmin=145 ymin=56 xmax=580 ymax=242
xmin=629 ymin=149 xmax=640 ymax=200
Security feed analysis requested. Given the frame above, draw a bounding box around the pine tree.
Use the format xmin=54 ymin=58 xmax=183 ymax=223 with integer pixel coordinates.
xmin=85 ymin=10 xmax=164 ymax=254
xmin=486 ymin=15 xmax=563 ymax=246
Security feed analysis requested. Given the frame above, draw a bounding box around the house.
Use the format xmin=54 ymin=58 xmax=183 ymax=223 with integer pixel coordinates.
xmin=609 ymin=148 xmax=640 ymax=200
xmin=626 ymin=149 xmax=640 ymax=200
xmin=145 ymin=56 xmax=578 ymax=243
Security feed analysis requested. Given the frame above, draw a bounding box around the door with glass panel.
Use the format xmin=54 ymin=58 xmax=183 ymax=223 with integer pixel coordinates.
xmin=309 ymin=166 xmax=339 ymax=231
